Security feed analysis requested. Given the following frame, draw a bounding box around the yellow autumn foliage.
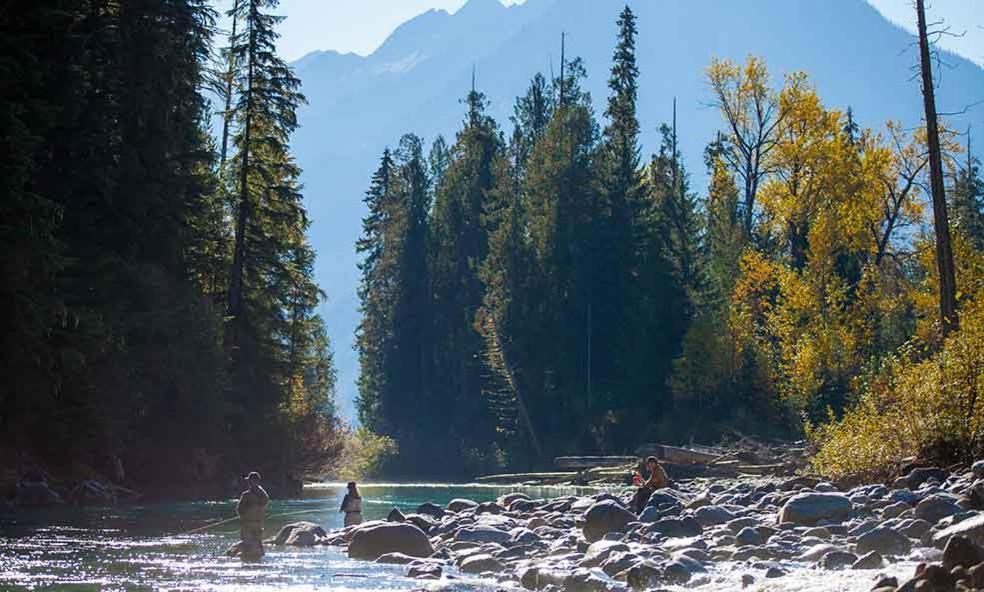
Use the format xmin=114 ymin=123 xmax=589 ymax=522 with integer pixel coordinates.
xmin=811 ymin=290 xmax=984 ymax=481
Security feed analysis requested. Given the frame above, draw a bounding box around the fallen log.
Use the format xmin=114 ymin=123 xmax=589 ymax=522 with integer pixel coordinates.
xmin=636 ymin=444 xmax=720 ymax=466
xmin=734 ymin=463 xmax=794 ymax=475
xmin=555 ymin=456 xmax=637 ymax=469
xmin=474 ymin=471 xmax=576 ymax=484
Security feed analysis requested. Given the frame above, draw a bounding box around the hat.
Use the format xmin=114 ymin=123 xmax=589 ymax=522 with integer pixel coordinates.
xmin=245 ymin=471 xmax=261 ymax=482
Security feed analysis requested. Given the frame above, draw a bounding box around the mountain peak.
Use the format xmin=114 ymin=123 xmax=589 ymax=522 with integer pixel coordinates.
xmin=455 ymin=0 xmax=507 ymax=18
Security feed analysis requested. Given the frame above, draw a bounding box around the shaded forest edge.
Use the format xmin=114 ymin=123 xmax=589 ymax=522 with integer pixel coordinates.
xmin=3 ymin=1 xmax=984 ymax=498
xmin=354 ymin=5 xmax=984 ymax=482
xmin=1 ymin=1 xmax=343 ymax=500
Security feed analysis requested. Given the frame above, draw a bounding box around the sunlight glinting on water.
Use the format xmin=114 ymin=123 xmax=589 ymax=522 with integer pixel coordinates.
xmin=0 ymin=483 xmax=924 ymax=591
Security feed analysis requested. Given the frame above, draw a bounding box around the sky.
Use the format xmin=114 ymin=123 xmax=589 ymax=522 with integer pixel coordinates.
xmin=224 ymin=0 xmax=984 ymax=66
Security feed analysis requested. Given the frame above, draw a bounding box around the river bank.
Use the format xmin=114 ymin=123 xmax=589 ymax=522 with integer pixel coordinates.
xmin=273 ymin=466 xmax=984 ymax=591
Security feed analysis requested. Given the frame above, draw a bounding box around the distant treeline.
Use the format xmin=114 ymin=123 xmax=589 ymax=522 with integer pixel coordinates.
xmin=356 ymin=6 xmax=984 ymax=478
xmin=0 ymin=0 xmax=339 ymax=496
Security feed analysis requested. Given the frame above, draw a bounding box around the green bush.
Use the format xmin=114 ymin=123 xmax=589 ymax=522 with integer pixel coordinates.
xmin=331 ymin=426 xmax=398 ymax=481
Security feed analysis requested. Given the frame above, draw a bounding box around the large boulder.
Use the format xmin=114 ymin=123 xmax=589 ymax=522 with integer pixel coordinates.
xmin=407 ymin=560 xmax=442 ymax=580
xmin=447 ymin=498 xmax=479 ymax=513
xmin=348 ymin=522 xmax=434 ymax=560
xmin=459 ymin=553 xmax=505 ymax=574
xmin=915 ymin=494 xmax=962 ymax=523
xmin=375 ymin=552 xmax=418 ymax=565
xmin=693 ymin=505 xmax=736 ymax=526
xmin=818 ymin=550 xmax=858 ymax=570
xmin=274 ymin=522 xmax=327 ymax=546
xmin=498 ymin=492 xmax=531 ymax=508
xmin=649 ymin=517 xmax=702 ymax=538
xmin=415 ymin=502 xmax=445 ymax=519
xmin=942 ymin=535 xmax=984 ymax=570
xmin=856 ymin=527 xmax=912 ymax=556
xmin=581 ymin=540 xmax=631 ymax=568
xmin=934 ymin=513 xmax=984 ymax=547
xmin=777 ymin=493 xmax=852 ymax=525
xmin=583 ymin=500 xmax=636 ymax=543
xmin=900 ymin=467 xmax=947 ymax=490
xmin=456 ymin=525 xmax=512 ymax=544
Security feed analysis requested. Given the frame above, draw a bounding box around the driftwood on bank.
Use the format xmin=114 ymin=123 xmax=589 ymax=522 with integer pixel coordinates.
xmin=474 ymin=434 xmax=808 ymax=486
xmin=554 ymin=456 xmax=637 ymax=470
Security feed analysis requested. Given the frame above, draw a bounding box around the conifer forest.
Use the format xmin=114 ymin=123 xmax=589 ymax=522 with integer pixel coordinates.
xmin=2 ymin=0 xmax=983 ymax=492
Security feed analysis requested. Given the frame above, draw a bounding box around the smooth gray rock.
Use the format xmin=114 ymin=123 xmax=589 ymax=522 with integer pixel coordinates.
xmin=852 ymin=550 xmax=884 ymax=569
xmin=856 ymin=526 xmax=912 ymax=556
xmin=934 ymin=513 xmax=984 ymax=547
xmin=274 ymin=522 xmax=327 ymax=546
xmin=882 ymin=501 xmax=912 ymax=519
xmin=447 ymin=498 xmax=479 ymax=513
xmin=583 ymin=500 xmax=636 ymax=543
xmin=915 ymin=494 xmax=962 ymax=523
xmin=778 ymin=493 xmax=852 ymax=525
xmin=348 ymin=522 xmax=434 ymax=560
xmin=818 ymin=550 xmax=857 ymax=570
xmin=375 ymin=552 xmax=417 ymax=565
xmin=406 ymin=560 xmax=442 ymax=579
xmin=456 ymin=525 xmax=512 ymax=544
xmin=942 ymin=535 xmax=984 ymax=570
xmin=638 ymin=506 xmax=661 ymax=523
xmin=734 ymin=527 xmax=764 ymax=547
xmin=901 ymin=467 xmax=947 ymax=490
xmin=459 ymin=553 xmax=504 ymax=573
xmin=693 ymin=505 xmax=736 ymax=526
xmin=889 ymin=489 xmax=921 ymax=505
xmin=415 ymin=502 xmax=445 ymax=518
xmin=649 ymin=516 xmax=702 ymax=538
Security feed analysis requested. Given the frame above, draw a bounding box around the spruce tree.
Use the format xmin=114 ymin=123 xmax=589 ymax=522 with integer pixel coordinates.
xmin=951 ymin=151 xmax=984 ymax=249
xmin=428 ymin=88 xmax=503 ymax=473
xmin=355 ymin=150 xmax=396 ymax=431
xmin=224 ymin=0 xmax=336 ymax=478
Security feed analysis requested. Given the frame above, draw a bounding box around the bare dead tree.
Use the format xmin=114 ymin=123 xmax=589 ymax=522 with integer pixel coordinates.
xmin=916 ymin=0 xmax=959 ymax=335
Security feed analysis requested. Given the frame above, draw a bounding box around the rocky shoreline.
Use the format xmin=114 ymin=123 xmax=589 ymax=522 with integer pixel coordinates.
xmin=265 ymin=464 xmax=984 ymax=591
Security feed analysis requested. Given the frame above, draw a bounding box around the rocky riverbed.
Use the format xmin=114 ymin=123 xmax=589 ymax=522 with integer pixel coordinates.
xmin=264 ymin=464 xmax=984 ymax=591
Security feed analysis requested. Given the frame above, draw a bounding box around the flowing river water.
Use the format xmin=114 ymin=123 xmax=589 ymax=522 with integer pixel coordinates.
xmin=0 ymin=483 xmax=596 ymax=591
xmin=0 ymin=483 xmax=919 ymax=591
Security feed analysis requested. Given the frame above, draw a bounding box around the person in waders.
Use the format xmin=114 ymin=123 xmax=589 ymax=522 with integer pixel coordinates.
xmin=237 ymin=472 xmax=270 ymax=561
xmin=339 ymin=481 xmax=363 ymax=526
xmin=631 ymin=456 xmax=670 ymax=514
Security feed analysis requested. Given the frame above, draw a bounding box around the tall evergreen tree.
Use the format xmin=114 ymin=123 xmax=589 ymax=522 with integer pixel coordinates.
xmin=224 ymin=0 xmax=336 ymax=479
xmin=356 ymin=137 xmax=433 ymax=471
xmin=428 ymin=88 xmax=504 ymax=473
xmin=951 ymin=147 xmax=984 ymax=249
xmin=355 ymin=150 xmax=395 ymax=431
xmin=649 ymin=124 xmax=704 ymax=310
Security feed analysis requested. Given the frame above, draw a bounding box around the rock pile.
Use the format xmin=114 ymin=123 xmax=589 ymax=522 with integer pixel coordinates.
xmin=272 ymin=463 xmax=984 ymax=591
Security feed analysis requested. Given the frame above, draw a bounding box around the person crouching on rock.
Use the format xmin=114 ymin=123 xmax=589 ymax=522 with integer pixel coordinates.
xmin=237 ymin=472 xmax=270 ymax=561
xmin=339 ymin=481 xmax=363 ymax=527
xmin=631 ymin=456 xmax=669 ymax=514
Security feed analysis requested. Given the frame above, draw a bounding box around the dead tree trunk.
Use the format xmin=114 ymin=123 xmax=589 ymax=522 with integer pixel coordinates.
xmin=916 ymin=0 xmax=958 ymax=336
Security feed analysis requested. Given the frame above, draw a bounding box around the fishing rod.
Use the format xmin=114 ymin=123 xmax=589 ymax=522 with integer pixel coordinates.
xmin=180 ymin=507 xmax=332 ymax=536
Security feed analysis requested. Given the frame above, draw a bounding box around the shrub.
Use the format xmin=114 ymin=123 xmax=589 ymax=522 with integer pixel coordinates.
xmin=810 ymin=296 xmax=984 ymax=481
xmin=331 ymin=426 xmax=398 ymax=482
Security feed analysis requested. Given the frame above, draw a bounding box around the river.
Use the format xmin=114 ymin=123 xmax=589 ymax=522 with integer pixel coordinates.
xmin=0 ymin=482 xmax=922 ymax=591
xmin=0 ymin=483 xmax=597 ymax=591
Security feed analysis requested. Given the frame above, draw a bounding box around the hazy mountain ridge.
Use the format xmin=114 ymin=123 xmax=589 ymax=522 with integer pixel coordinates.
xmin=291 ymin=0 xmax=984 ymax=421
